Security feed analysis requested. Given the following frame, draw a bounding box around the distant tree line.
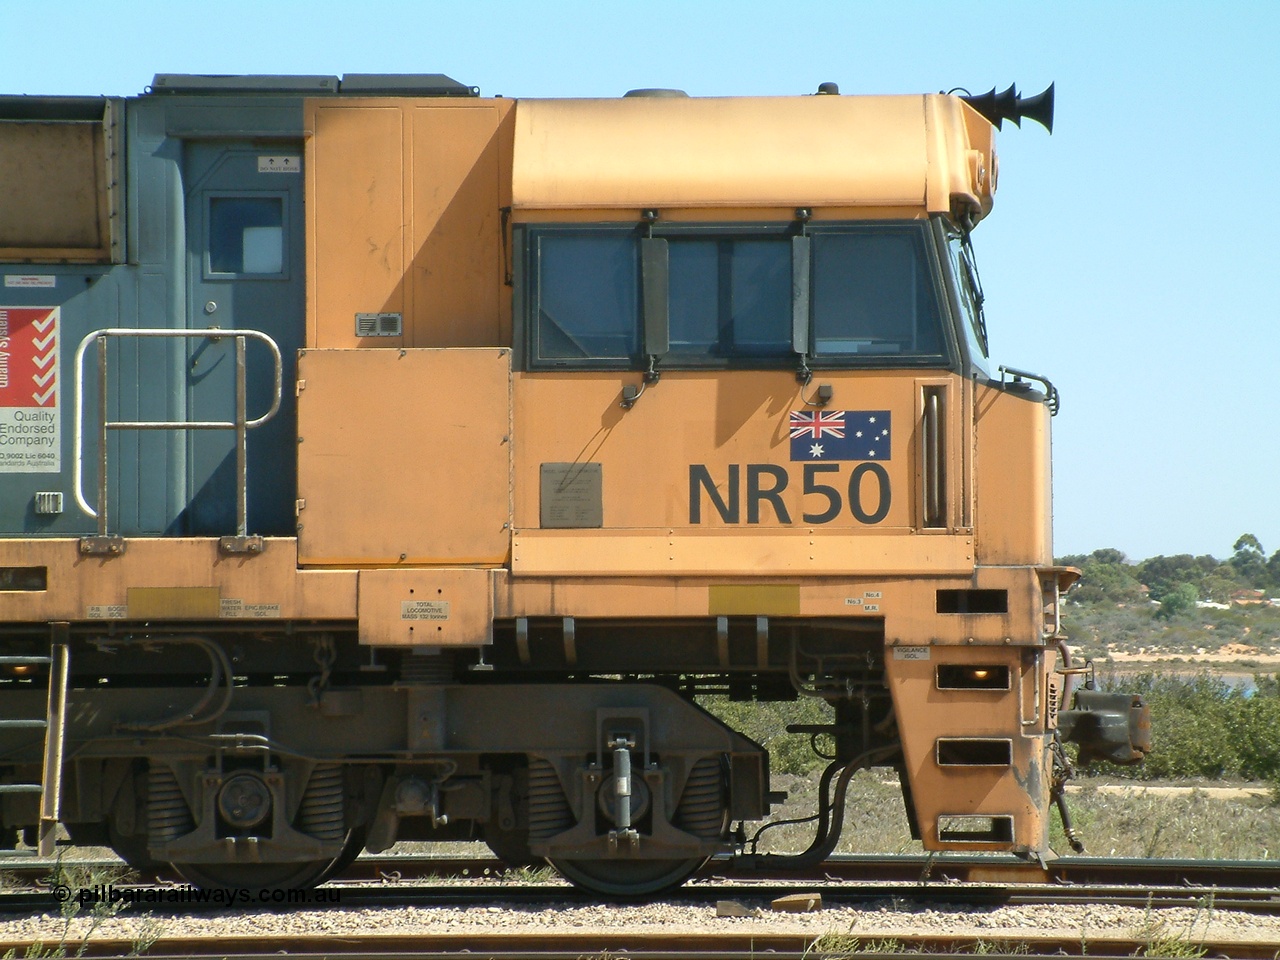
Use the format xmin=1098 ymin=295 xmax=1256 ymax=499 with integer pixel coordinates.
xmin=1058 ymin=535 xmax=1280 ymax=618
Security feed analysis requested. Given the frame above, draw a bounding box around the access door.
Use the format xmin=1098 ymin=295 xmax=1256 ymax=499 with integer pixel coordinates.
xmin=183 ymin=142 xmax=304 ymax=535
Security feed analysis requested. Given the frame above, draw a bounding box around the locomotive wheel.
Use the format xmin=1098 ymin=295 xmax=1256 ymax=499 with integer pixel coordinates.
xmin=548 ymin=855 xmax=706 ymax=897
xmin=315 ymin=827 xmax=368 ymax=883
xmin=107 ymin=827 xmax=163 ymax=872
xmin=172 ymin=857 xmax=340 ymax=891
xmin=483 ymin=825 xmax=540 ymax=868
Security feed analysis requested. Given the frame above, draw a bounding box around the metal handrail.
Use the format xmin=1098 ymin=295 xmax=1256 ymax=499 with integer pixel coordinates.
xmin=74 ymin=328 xmax=283 ymax=537
xmin=998 ymin=364 xmax=1060 ymax=416
xmin=922 ymin=389 xmax=944 ymax=527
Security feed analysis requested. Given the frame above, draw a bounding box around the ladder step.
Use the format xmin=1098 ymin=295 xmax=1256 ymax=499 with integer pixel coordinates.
xmin=0 ymin=784 xmax=43 ymax=795
xmin=0 ymin=657 xmax=51 ymax=666
xmin=0 ymin=719 xmax=47 ymax=729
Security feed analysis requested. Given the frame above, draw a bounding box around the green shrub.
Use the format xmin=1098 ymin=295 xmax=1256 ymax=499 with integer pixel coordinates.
xmin=1086 ymin=671 xmax=1280 ymax=781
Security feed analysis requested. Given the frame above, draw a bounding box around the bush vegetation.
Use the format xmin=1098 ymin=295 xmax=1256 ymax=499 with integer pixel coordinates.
xmin=1087 ymin=671 xmax=1280 ymax=782
xmin=706 ymin=672 xmax=1280 ymax=784
xmin=1059 ymin=534 xmax=1280 ymax=606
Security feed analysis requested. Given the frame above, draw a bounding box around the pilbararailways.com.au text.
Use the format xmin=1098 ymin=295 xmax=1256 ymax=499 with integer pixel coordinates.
xmin=53 ymin=884 xmax=341 ymax=906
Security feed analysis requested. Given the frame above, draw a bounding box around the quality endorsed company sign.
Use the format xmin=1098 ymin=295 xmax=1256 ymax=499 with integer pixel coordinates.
xmin=0 ymin=307 xmax=60 ymax=473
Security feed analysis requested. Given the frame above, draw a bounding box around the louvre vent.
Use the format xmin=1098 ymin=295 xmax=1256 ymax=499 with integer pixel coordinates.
xmin=34 ymin=492 xmax=64 ymax=515
xmin=355 ymin=312 xmax=402 ymax=337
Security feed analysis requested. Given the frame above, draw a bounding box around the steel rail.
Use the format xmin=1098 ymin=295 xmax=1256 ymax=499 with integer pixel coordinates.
xmin=0 ymin=932 xmax=1278 ymax=960
xmin=4 ymin=852 xmax=1280 ymax=890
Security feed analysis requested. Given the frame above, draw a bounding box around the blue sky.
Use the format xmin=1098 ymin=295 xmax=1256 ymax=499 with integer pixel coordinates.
xmin=2 ymin=0 xmax=1276 ymax=563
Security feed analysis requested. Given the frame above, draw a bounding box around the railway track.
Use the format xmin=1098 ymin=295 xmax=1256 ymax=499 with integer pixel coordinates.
xmin=4 ymin=851 xmax=1280 ymax=891
xmin=0 ymin=853 xmax=1276 ymax=914
xmin=2 ymin=931 xmax=1280 ymax=960
xmin=1 ymin=855 xmax=1277 ymax=959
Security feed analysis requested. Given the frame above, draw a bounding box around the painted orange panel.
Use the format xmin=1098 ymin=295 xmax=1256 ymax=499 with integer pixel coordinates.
xmin=511 ymin=95 xmax=993 ymax=219
xmin=508 ymin=369 xmax=981 ymax=576
xmin=493 ymin=565 xmax=1043 ymax=643
xmin=511 ymin=529 xmax=973 ymax=578
xmin=305 ymin=99 xmax=514 ymax=350
xmin=885 ymin=643 xmax=1054 ymax=852
xmin=973 ymin=385 xmax=1053 ymax=566
xmin=512 ymin=370 xmax=923 ymax=532
xmin=296 ymin=348 xmax=511 ymax=565
xmin=307 ymin=104 xmax=404 ymax=348
xmin=408 ymin=102 xmax=512 ymax=347
xmin=0 ymin=539 xmax=356 ymax=623
xmin=357 ymin=568 xmax=493 ymax=646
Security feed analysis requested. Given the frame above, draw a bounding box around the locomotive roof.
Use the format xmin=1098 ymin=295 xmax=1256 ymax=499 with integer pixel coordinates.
xmin=148 ymin=73 xmax=478 ymax=96
xmin=511 ymin=94 xmax=997 ymax=221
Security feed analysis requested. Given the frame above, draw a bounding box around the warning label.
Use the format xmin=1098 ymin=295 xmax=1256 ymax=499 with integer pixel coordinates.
xmin=0 ymin=307 xmax=60 ymax=473
xmin=220 ymin=599 xmax=282 ymax=619
xmin=87 ymin=605 xmax=127 ymax=620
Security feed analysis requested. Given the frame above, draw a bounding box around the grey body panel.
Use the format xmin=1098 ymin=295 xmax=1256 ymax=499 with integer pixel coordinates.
xmin=0 ymin=95 xmax=307 ymax=536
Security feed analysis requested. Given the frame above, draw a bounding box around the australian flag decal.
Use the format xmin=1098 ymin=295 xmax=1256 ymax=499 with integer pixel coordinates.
xmin=789 ymin=410 xmax=891 ymax=461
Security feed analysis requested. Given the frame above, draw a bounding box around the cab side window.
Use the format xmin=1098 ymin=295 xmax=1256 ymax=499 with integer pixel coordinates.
xmin=522 ymin=220 xmax=952 ymax=371
xmin=810 ymin=227 xmax=946 ymax=359
xmin=531 ymin=228 xmax=639 ymax=365
xmin=668 ymin=237 xmax=791 ymax=358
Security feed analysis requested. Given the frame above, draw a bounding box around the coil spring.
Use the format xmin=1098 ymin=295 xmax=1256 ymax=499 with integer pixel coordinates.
xmin=675 ymin=757 xmax=727 ymax=840
xmin=147 ymin=764 xmax=194 ymax=845
xmin=297 ymin=763 xmax=346 ymax=841
xmin=526 ymin=757 xmax=573 ymax=841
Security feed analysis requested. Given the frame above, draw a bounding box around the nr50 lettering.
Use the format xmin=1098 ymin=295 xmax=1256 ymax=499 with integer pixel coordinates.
xmin=689 ymin=463 xmax=891 ymax=525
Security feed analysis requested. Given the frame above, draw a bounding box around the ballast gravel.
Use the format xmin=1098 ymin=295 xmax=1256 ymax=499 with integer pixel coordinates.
xmin=2 ymin=892 xmax=1278 ymax=949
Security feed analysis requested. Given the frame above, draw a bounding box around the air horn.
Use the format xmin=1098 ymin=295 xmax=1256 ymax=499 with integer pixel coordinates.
xmin=959 ymin=82 xmax=1054 ymax=133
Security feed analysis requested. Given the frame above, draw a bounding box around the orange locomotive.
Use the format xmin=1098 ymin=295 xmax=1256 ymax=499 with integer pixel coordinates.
xmin=0 ymin=75 xmax=1145 ymax=894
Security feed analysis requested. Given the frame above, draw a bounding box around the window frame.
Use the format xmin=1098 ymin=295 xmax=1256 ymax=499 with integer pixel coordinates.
xmin=655 ymin=222 xmax=799 ymax=367
xmin=203 ymin=190 xmax=291 ymax=282
xmin=934 ymin=217 xmax=992 ymax=378
xmin=518 ymin=222 xmax=645 ymax=371
xmin=801 ymin=220 xmax=957 ymax=371
xmin=518 ymin=218 xmax=962 ymax=374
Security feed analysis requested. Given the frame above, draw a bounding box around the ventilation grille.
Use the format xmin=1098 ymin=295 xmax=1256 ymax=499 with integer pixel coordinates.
xmin=34 ymin=492 xmax=64 ymax=515
xmin=355 ymin=312 xmax=403 ymax=337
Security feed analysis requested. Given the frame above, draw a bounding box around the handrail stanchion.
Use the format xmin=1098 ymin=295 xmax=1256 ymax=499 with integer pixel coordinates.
xmin=72 ymin=328 xmax=283 ymax=555
xmin=235 ymin=335 xmax=248 ymax=539
xmin=97 ymin=337 xmax=109 ymax=539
